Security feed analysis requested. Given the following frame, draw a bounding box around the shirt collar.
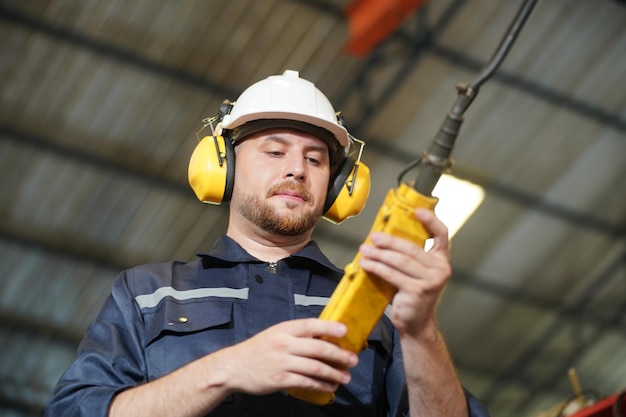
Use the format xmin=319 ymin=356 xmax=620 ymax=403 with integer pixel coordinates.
xmin=197 ymin=235 xmax=343 ymax=276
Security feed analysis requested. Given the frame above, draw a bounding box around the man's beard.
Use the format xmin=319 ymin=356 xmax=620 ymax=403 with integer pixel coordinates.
xmin=236 ymin=181 xmax=324 ymax=236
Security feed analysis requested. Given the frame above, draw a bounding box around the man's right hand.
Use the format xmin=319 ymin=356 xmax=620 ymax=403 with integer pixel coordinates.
xmin=209 ymin=318 xmax=359 ymax=396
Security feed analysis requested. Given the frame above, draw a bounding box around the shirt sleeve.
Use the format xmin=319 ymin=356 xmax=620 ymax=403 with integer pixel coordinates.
xmin=45 ymin=271 xmax=147 ymax=417
xmin=385 ymin=328 xmax=491 ymax=417
xmin=465 ymin=389 xmax=491 ymax=417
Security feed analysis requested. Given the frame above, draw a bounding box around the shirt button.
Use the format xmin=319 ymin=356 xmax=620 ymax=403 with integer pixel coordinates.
xmin=255 ymin=274 xmax=264 ymax=284
xmin=177 ymin=317 xmax=188 ymax=323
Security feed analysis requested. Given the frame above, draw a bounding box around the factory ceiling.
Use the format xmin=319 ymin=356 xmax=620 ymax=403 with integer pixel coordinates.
xmin=0 ymin=1 xmax=624 ymax=416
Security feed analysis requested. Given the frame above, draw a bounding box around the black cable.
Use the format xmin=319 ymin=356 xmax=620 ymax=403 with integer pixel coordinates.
xmin=469 ymin=0 xmax=539 ymax=91
xmin=398 ymin=0 xmax=539 ymax=195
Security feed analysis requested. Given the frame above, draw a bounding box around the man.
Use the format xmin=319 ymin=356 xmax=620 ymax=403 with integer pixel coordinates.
xmin=46 ymin=70 xmax=489 ymax=416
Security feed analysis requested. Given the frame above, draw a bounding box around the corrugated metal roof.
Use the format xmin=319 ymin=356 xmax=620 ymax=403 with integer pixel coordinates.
xmin=0 ymin=0 xmax=624 ymax=416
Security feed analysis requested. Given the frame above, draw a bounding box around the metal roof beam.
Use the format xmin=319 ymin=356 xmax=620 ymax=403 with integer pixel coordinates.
xmin=0 ymin=395 xmax=43 ymax=417
xmin=0 ymin=3 xmax=237 ymax=99
xmin=480 ymin=247 xmax=626 ymax=408
xmin=431 ymin=44 xmax=626 ymax=133
xmin=336 ymin=2 xmax=625 ymax=141
xmin=0 ymin=310 xmax=82 ymax=348
xmin=0 ymin=124 xmax=190 ymax=199
xmin=357 ymin=137 xmax=626 ymax=238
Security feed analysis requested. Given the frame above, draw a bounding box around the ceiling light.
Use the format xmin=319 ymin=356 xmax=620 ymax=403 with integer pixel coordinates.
xmin=424 ymin=174 xmax=485 ymax=251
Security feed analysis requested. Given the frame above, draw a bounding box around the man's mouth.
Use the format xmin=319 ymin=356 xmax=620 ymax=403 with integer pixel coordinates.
xmin=267 ymin=182 xmax=312 ymax=203
xmin=276 ymin=190 xmax=305 ymax=201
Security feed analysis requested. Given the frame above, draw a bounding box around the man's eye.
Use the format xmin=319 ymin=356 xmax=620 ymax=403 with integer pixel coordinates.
xmin=306 ymin=157 xmax=321 ymax=165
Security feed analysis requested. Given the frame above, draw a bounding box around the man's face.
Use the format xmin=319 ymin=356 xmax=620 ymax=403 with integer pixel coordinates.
xmin=230 ymin=128 xmax=332 ymax=236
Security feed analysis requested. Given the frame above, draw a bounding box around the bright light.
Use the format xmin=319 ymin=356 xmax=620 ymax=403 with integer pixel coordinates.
xmin=424 ymin=174 xmax=485 ymax=250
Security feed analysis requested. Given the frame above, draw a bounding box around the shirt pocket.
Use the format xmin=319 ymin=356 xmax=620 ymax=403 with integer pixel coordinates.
xmin=142 ymin=299 xmax=234 ymax=379
xmin=294 ymin=304 xmax=324 ymax=319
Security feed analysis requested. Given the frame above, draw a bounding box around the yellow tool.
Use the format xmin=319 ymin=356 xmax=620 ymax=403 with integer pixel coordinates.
xmin=288 ymin=184 xmax=437 ymax=405
xmin=289 ymin=0 xmax=538 ymax=405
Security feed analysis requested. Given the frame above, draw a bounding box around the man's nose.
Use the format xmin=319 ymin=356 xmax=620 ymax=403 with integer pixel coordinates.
xmin=283 ymin=154 xmax=306 ymax=180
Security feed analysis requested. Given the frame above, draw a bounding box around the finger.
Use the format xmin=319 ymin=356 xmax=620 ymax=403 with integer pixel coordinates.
xmin=358 ymin=242 xmax=450 ymax=291
xmin=286 ymin=355 xmax=353 ymax=386
xmin=367 ymin=232 xmax=426 ymax=261
xmin=362 ymin=234 xmax=435 ymax=276
xmin=286 ymin=374 xmax=341 ymax=393
xmin=280 ymin=369 xmax=343 ymax=393
xmin=284 ymin=318 xmax=348 ymax=339
xmin=415 ymin=208 xmax=447 ymax=238
xmin=358 ymin=248 xmax=418 ymax=286
xmin=278 ymin=319 xmax=359 ymax=369
xmin=357 ymin=255 xmax=407 ymax=290
xmin=415 ymin=208 xmax=450 ymax=257
xmin=289 ymin=336 xmax=358 ymax=369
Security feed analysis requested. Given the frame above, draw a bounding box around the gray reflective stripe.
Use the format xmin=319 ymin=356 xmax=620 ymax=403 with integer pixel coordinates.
xmin=135 ymin=288 xmax=394 ymax=320
xmin=294 ymin=295 xmax=393 ymax=320
xmin=293 ymin=294 xmax=330 ymax=306
xmin=135 ymin=287 xmax=249 ymax=309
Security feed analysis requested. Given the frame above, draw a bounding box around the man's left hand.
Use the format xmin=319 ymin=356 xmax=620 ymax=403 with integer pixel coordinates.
xmin=357 ymin=208 xmax=452 ymax=338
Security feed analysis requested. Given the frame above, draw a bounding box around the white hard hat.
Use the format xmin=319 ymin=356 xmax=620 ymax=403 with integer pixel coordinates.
xmin=217 ymin=70 xmax=349 ymax=164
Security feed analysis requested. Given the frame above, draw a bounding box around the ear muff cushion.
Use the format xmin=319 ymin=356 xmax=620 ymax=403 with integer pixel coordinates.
xmin=324 ymin=157 xmax=354 ymax=213
xmin=323 ymin=158 xmax=371 ymax=224
xmin=188 ymin=135 xmax=235 ymax=204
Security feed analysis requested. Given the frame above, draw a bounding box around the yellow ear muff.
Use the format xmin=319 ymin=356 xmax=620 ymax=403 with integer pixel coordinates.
xmin=188 ymin=135 xmax=233 ymax=204
xmin=323 ymin=161 xmax=370 ymax=224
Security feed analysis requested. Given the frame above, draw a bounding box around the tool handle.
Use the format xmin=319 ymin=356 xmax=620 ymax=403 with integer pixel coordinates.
xmin=288 ymin=184 xmax=438 ymax=405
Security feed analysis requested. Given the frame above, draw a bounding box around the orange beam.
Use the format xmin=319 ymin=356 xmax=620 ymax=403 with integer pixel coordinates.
xmin=345 ymin=0 xmax=429 ymax=57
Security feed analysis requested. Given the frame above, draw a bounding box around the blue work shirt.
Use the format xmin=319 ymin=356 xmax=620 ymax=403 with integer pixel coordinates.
xmin=46 ymin=235 xmax=490 ymax=417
